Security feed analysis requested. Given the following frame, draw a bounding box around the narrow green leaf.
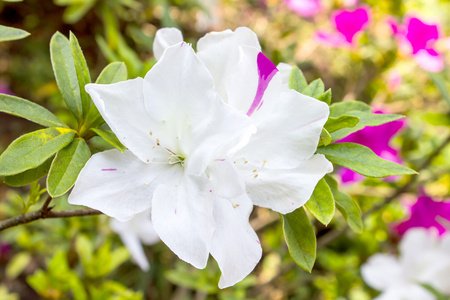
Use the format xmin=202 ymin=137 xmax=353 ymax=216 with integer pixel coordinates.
xmin=289 ymin=66 xmax=308 ymax=93
xmin=6 ymin=252 xmax=31 ymax=279
xmin=325 ymin=175 xmax=362 ymax=233
xmin=3 ymin=156 xmax=53 ymax=187
xmin=305 ymin=178 xmax=335 ymax=225
xmin=0 ymin=127 xmax=75 ymax=176
xmin=302 ymin=79 xmax=325 ymax=98
xmin=96 ymin=62 xmax=128 ymax=84
xmin=429 ymin=73 xmax=450 ymax=107
xmin=324 ymin=115 xmax=360 ymax=133
xmin=0 ymin=25 xmax=30 ymax=42
xmin=0 ymin=94 xmax=67 ymax=128
xmin=90 ymin=128 xmax=126 ymax=152
xmin=329 ymin=100 xmax=371 ymax=117
xmin=318 ymin=128 xmax=332 ymax=147
xmin=47 ymin=138 xmax=91 ymax=197
xmin=318 ymin=89 xmax=332 ymax=105
xmin=62 ymin=0 xmax=96 ymax=24
xmin=50 ymin=32 xmax=83 ymax=122
xmin=330 ymin=111 xmax=405 ymax=141
xmin=70 ymin=32 xmax=91 ymax=118
xmin=282 ymin=207 xmax=316 ymax=272
xmin=317 ymin=143 xmax=418 ymax=177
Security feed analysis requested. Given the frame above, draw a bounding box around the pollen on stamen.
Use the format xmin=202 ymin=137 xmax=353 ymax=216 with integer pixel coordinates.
xmin=150 ymin=131 xmax=153 ymax=136
xmin=244 ymin=161 xmax=248 ymax=164
xmin=156 ymin=138 xmax=160 ymax=145
xmin=254 ymin=174 xmax=259 ymax=178
xmin=146 ymin=159 xmax=150 ymax=162
xmin=252 ymin=169 xmax=257 ymax=173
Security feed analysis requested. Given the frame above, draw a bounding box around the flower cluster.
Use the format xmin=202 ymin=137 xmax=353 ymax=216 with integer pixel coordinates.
xmin=69 ymin=27 xmax=332 ymax=288
xmin=361 ymin=228 xmax=450 ymax=300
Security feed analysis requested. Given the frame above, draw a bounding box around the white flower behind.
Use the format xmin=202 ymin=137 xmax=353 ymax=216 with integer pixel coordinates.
xmin=110 ymin=209 xmax=159 ymax=271
xmin=361 ymin=228 xmax=450 ymax=300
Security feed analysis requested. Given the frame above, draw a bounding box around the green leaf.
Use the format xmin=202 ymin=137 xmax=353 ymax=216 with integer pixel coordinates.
xmin=429 ymin=73 xmax=450 ymax=107
xmin=70 ymin=32 xmax=91 ymax=118
xmin=50 ymin=32 xmax=83 ymax=123
xmin=47 ymin=138 xmax=91 ymax=197
xmin=289 ymin=66 xmax=308 ymax=93
xmin=325 ymin=175 xmax=362 ymax=233
xmin=305 ymin=178 xmax=335 ymax=226
xmin=90 ymin=128 xmax=126 ymax=152
xmin=422 ymin=112 xmax=450 ymax=126
xmin=0 ymin=25 xmax=30 ymax=42
xmin=316 ymin=143 xmax=418 ymax=177
xmin=318 ymin=89 xmax=332 ymax=105
xmin=96 ymin=62 xmax=128 ymax=84
xmin=0 ymin=94 xmax=67 ymax=128
xmin=6 ymin=252 xmax=31 ymax=279
xmin=62 ymin=0 xmax=96 ymax=24
xmin=318 ymin=128 xmax=332 ymax=147
xmin=302 ymin=79 xmax=325 ymax=99
xmin=324 ymin=115 xmax=360 ymax=133
xmin=330 ymin=111 xmax=405 ymax=141
xmin=282 ymin=207 xmax=316 ymax=272
xmin=3 ymin=156 xmax=53 ymax=187
xmin=329 ymin=100 xmax=371 ymax=117
xmin=0 ymin=127 xmax=75 ymax=176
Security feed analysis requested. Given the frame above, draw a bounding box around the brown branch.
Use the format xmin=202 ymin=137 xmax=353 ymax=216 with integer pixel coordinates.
xmin=0 ymin=195 xmax=102 ymax=231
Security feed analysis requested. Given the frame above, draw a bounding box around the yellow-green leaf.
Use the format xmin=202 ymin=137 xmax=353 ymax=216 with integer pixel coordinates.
xmin=305 ymin=178 xmax=335 ymax=226
xmin=0 ymin=127 xmax=75 ymax=176
xmin=0 ymin=25 xmax=29 ymax=42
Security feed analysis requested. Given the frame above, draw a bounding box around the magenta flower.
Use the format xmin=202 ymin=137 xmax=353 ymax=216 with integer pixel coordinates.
xmin=0 ymin=82 xmax=11 ymax=95
xmin=389 ymin=16 xmax=445 ymax=72
xmin=284 ymin=0 xmax=321 ymax=17
xmin=394 ymin=194 xmax=450 ymax=236
xmin=316 ymin=7 xmax=370 ymax=48
xmin=336 ymin=108 xmax=406 ymax=183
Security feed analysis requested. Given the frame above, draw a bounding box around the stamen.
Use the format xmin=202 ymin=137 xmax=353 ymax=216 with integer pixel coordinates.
xmin=229 ymin=199 xmax=240 ymax=208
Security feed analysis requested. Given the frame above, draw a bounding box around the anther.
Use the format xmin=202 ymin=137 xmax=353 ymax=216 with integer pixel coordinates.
xmin=254 ymin=174 xmax=258 ymax=178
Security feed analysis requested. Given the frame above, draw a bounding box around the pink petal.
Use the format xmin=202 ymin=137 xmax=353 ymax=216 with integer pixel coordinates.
xmin=315 ymin=31 xmax=349 ymax=47
xmin=405 ymin=16 xmax=440 ymax=54
xmin=414 ymin=48 xmax=444 ymax=72
xmin=284 ymin=0 xmax=321 ymax=17
xmin=332 ymin=7 xmax=371 ymax=44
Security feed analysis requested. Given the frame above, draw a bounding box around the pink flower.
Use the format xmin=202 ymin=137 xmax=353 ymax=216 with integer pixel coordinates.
xmin=387 ymin=70 xmax=402 ymax=92
xmin=316 ymin=7 xmax=370 ymax=48
xmin=389 ymin=16 xmax=445 ymax=72
xmin=284 ymin=0 xmax=321 ymax=17
xmin=0 ymin=82 xmax=11 ymax=95
xmin=343 ymin=0 xmax=359 ymax=6
xmin=394 ymin=194 xmax=450 ymax=236
xmin=336 ymin=108 xmax=406 ymax=183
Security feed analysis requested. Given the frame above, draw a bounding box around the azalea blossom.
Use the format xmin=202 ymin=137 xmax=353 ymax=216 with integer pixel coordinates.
xmin=110 ymin=209 xmax=159 ymax=271
xmin=70 ymin=27 xmax=332 ymax=288
xmin=394 ymin=194 xmax=450 ymax=237
xmin=388 ymin=16 xmax=445 ymax=72
xmin=316 ymin=7 xmax=370 ymax=48
xmin=284 ymin=0 xmax=321 ymax=17
xmin=361 ymin=228 xmax=450 ymax=300
xmin=336 ymin=108 xmax=406 ymax=183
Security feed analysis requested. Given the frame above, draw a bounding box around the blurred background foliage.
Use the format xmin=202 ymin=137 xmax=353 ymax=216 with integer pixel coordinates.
xmin=0 ymin=0 xmax=449 ymax=299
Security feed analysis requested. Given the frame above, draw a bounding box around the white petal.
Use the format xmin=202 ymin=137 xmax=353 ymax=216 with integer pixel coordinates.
xmin=197 ymin=27 xmax=261 ymax=102
xmin=360 ymin=253 xmax=405 ymax=291
xmin=210 ymin=194 xmax=262 ymax=289
xmin=68 ymin=149 xmax=173 ymax=221
xmin=110 ymin=217 xmax=150 ymax=271
xmin=85 ymin=78 xmax=161 ymax=163
xmin=374 ymin=285 xmax=436 ymax=300
xmin=235 ymin=88 xmax=330 ymax=169
xmin=143 ymin=43 xmax=253 ymax=175
xmin=243 ymin=154 xmax=333 ymax=214
xmin=153 ymin=28 xmax=184 ymax=60
xmin=276 ymin=62 xmax=293 ymax=88
xmin=207 ymin=158 xmax=245 ymax=199
xmin=151 ymin=173 xmax=214 ymax=269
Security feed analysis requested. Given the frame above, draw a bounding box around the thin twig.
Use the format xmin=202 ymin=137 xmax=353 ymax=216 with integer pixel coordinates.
xmin=0 ymin=195 xmax=102 ymax=231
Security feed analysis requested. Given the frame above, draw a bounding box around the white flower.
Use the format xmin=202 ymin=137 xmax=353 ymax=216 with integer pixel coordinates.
xmin=361 ymin=228 xmax=450 ymax=300
xmin=110 ymin=209 xmax=159 ymax=271
xmin=154 ymin=27 xmax=333 ymax=214
xmin=70 ymin=27 xmax=332 ymax=288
